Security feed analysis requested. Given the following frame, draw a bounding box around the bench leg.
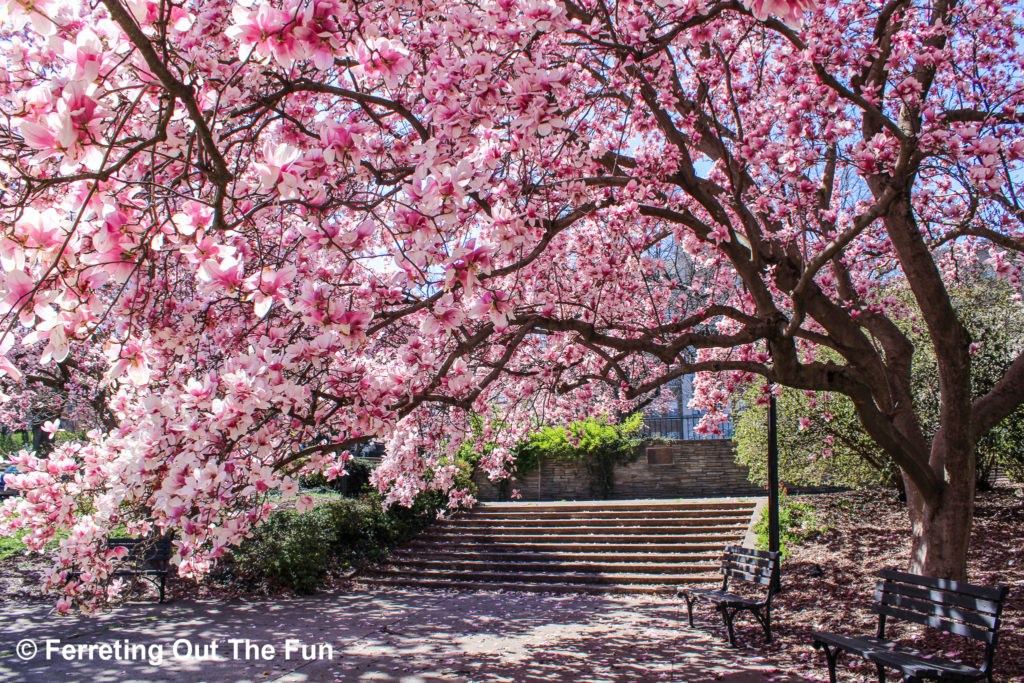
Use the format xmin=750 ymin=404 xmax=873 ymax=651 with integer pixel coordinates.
xmin=720 ymin=606 xmax=738 ymax=648
xmin=683 ymin=594 xmax=697 ymax=627
xmin=751 ymin=606 xmax=772 ymax=643
xmin=158 ymin=574 xmax=166 ymax=604
xmin=813 ymin=642 xmax=840 ymax=683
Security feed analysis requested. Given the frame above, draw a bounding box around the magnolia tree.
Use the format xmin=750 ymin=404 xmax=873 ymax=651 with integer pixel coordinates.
xmin=0 ymin=0 xmax=1022 ymax=607
xmin=0 ymin=327 xmax=114 ymax=441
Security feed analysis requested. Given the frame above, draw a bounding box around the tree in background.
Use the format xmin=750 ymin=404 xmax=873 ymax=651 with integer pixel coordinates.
xmin=734 ymin=275 xmax=1024 ymax=491
xmin=1 ymin=0 xmax=1023 ymax=609
xmin=912 ymin=277 xmax=1024 ymax=487
xmin=734 ymin=382 xmax=893 ymax=490
xmin=0 ymin=327 xmax=114 ymax=455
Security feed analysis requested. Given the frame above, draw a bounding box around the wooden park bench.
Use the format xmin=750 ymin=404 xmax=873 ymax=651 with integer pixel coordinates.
xmin=677 ymin=545 xmax=781 ymax=647
xmin=811 ymin=569 xmax=1009 ymax=683
xmin=0 ymin=488 xmax=17 ymax=499
xmin=105 ymin=536 xmax=174 ymax=603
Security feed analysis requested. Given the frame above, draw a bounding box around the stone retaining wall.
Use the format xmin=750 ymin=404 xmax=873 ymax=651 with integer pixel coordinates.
xmin=473 ymin=439 xmax=763 ymax=501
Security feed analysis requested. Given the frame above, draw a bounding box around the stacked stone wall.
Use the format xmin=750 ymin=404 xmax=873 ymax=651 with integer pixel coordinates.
xmin=473 ymin=440 xmax=763 ymax=501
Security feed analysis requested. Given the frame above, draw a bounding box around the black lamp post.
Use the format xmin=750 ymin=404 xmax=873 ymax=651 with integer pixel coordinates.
xmin=767 ymin=384 xmax=781 ymax=591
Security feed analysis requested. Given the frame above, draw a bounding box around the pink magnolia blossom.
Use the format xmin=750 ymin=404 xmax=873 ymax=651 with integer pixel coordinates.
xmin=357 ymin=38 xmax=414 ymax=89
xmin=246 ymin=265 xmax=297 ymax=317
xmin=743 ymin=0 xmax=815 ymax=26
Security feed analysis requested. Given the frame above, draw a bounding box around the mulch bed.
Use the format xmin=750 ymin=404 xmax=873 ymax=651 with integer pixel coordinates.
xmin=747 ymin=486 xmax=1024 ymax=681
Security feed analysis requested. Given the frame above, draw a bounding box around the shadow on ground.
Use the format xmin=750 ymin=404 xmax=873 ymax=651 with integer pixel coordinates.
xmin=0 ymin=588 xmax=815 ymax=682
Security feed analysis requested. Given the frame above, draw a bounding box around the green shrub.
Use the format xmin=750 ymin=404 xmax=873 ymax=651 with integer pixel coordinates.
xmin=298 ymin=471 xmax=330 ymax=490
xmin=752 ymin=493 xmax=827 ymax=560
xmin=1 ymin=429 xmax=90 ymax=456
xmin=432 ymin=442 xmax=481 ymax=500
xmin=455 ymin=413 xmax=644 ymax=499
xmin=915 ymin=280 xmax=1024 ymax=487
xmin=733 ymin=380 xmax=893 ymax=490
xmin=0 ymin=529 xmax=30 ymax=562
xmin=512 ymin=413 xmax=645 ymax=498
xmin=216 ymin=494 xmax=438 ymax=594
xmin=0 ymin=431 xmax=27 ymax=456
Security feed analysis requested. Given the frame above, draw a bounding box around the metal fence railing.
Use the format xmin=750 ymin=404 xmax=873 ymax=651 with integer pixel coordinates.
xmin=641 ymin=415 xmax=734 ymax=440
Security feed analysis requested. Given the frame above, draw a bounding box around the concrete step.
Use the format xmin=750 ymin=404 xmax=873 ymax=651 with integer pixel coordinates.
xmin=472 ymin=500 xmax=754 ymax=513
xmin=412 ymin=532 xmax=745 ymax=545
xmin=388 ymin=550 xmax=722 ymax=563
xmin=462 ymin=507 xmax=754 ymax=520
xmin=404 ymin=540 xmax=737 ymax=553
xmin=423 ymin=524 xmax=747 ymax=537
xmin=441 ymin=515 xmax=753 ymax=527
xmin=361 ymin=567 xmax=716 ymax=586
xmin=365 ymin=497 xmax=758 ymax=595
xmin=357 ymin=575 xmax=702 ymax=594
xmin=383 ymin=559 xmax=719 ymax=574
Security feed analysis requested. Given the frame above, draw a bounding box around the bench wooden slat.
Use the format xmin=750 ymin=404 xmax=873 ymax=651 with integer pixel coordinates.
xmin=724 ymin=545 xmax=776 ymax=560
xmin=812 ymin=633 xmax=987 ymax=681
xmin=867 ymin=650 xmax=984 ymax=678
xmin=108 ymin=537 xmax=173 ymax=568
xmin=685 ymin=588 xmax=759 ymax=606
xmin=875 ymin=590 xmax=999 ymax=629
xmin=876 ymin=580 xmax=1003 ymax=615
xmin=723 ymin=550 xmax=775 ymax=566
xmin=720 ymin=545 xmax=779 ymax=588
xmin=723 ymin=551 xmax=774 ymax=564
xmin=872 ymin=604 xmax=994 ymax=643
xmin=723 ymin=560 xmax=774 ymax=574
xmin=723 ymin=554 xmax=775 ymax=573
xmin=879 ymin=568 xmax=1008 ymax=602
xmin=811 ymin=631 xmax=984 ymax=676
xmin=724 ymin=556 xmax=775 ymax=574
xmin=723 ymin=567 xmax=774 ymax=586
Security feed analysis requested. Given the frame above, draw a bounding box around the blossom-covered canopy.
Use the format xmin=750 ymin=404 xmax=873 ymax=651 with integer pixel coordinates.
xmin=1 ymin=0 xmax=1022 ymax=605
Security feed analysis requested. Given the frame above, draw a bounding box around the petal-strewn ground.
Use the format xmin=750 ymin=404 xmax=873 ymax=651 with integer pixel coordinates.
xmin=1 ymin=487 xmax=1020 ymax=682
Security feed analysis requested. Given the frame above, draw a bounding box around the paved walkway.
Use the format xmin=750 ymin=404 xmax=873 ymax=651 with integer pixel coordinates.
xmin=0 ymin=589 xmax=810 ymax=682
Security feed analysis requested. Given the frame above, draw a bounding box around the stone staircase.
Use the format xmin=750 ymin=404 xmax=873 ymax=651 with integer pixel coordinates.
xmin=359 ymin=498 xmax=761 ymax=594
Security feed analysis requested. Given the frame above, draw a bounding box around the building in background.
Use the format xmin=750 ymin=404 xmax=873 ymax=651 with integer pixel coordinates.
xmin=643 ymin=374 xmax=733 ymax=440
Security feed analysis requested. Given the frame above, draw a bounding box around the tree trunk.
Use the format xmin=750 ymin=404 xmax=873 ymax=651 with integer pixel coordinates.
xmin=902 ymin=433 xmax=975 ymax=580
xmin=31 ymin=424 xmax=53 ymax=456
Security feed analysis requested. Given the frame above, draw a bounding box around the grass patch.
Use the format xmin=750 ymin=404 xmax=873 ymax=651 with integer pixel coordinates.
xmin=0 ymin=525 xmax=70 ymax=562
xmin=0 ymin=529 xmax=29 ymax=562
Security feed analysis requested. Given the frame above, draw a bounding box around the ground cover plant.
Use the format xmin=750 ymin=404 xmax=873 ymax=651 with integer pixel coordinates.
xmin=752 ymin=491 xmax=829 ymax=560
